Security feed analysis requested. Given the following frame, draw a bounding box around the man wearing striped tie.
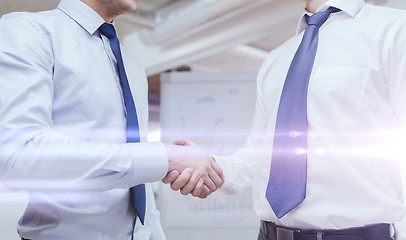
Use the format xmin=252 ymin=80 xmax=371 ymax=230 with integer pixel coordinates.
xmin=0 ymin=0 xmax=224 ymax=240
xmin=165 ymin=0 xmax=406 ymax=239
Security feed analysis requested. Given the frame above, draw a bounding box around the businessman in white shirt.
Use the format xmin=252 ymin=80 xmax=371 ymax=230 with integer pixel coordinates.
xmin=0 ymin=0 xmax=223 ymax=239
xmin=164 ymin=0 xmax=406 ymax=239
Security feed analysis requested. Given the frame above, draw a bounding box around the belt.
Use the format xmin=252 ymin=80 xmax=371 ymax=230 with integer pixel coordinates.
xmin=260 ymin=221 xmax=392 ymax=240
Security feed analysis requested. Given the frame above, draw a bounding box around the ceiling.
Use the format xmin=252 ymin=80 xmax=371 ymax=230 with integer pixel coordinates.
xmin=1 ymin=0 xmax=406 ymax=76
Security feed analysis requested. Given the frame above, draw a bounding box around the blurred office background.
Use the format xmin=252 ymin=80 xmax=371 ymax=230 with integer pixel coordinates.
xmin=1 ymin=0 xmax=406 ymax=239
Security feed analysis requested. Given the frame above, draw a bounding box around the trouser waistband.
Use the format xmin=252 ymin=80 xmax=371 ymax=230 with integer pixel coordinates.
xmin=260 ymin=221 xmax=392 ymax=240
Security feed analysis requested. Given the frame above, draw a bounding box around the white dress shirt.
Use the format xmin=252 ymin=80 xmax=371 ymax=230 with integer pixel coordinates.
xmin=0 ymin=0 xmax=168 ymax=239
xmin=215 ymin=0 xmax=406 ymax=233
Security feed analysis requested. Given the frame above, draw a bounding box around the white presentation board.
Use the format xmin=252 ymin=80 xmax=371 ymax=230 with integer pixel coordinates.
xmin=158 ymin=71 xmax=259 ymax=240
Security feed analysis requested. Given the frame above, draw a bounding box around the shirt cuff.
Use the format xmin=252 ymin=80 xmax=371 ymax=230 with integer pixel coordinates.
xmin=211 ymin=154 xmax=238 ymax=194
xmin=211 ymin=154 xmax=227 ymax=172
xmin=127 ymin=142 xmax=168 ymax=184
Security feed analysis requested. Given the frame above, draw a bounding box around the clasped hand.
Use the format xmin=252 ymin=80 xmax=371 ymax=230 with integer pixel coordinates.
xmin=163 ymin=137 xmax=224 ymax=198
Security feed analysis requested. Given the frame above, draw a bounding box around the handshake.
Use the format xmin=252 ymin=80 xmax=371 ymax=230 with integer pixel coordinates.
xmin=162 ymin=137 xmax=224 ymax=199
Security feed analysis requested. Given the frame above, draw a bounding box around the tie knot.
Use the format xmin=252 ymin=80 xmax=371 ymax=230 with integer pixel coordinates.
xmin=305 ymin=6 xmax=341 ymax=28
xmin=99 ymin=23 xmax=117 ymax=39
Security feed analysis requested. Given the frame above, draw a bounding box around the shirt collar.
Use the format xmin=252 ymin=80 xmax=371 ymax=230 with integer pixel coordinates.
xmin=296 ymin=0 xmax=365 ymax=35
xmin=57 ymin=0 xmax=106 ymax=35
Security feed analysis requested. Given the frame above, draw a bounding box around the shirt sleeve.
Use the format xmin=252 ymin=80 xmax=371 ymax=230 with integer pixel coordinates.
xmin=388 ymin=17 xmax=406 ymax=233
xmin=0 ymin=14 xmax=168 ymax=192
xmin=388 ymin=18 xmax=406 ymax=129
xmin=213 ymin=59 xmax=271 ymax=194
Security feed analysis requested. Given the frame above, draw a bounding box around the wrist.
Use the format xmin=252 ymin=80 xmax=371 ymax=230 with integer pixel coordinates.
xmin=164 ymin=143 xmax=183 ymax=172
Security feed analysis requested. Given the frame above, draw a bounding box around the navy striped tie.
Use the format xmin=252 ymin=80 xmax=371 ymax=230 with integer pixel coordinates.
xmin=266 ymin=7 xmax=341 ymax=219
xmin=99 ymin=23 xmax=146 ymax=224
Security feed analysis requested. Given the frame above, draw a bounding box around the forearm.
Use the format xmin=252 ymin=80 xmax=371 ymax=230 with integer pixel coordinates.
xmin=213 ymin=143 xmax=265 ymax=194
xmin=0 ymin=127 xmax=168 ymax=192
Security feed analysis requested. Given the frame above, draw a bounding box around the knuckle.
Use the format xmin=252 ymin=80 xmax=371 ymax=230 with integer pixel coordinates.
xmin=193 ymin=170 xmax=200 ymax=176
xmin=171 ymin=184 xmax=180 ymax=191
xmin=178 ymin=175 xmax=186 ymax=182
xmin=167 ymin=176 xmax=176 ymax=182
xmin=179 ymin=174 xmax=190 ymax=182
xmin=192 ymin=189 xmax=200 ymax=197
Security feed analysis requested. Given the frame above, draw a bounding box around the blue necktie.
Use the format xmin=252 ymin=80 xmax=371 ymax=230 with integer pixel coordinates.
xmin=99 ymin=23 xmax=146 ymax=224
xmin=266 ymin=7 xmax=341 ymax=219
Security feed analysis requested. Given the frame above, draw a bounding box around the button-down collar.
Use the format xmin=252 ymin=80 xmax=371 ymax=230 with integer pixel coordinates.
xmin=58 ymin=0 xmax=106 ymax=35
xmin=296 ymin=0 xmax=365 ymax=35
